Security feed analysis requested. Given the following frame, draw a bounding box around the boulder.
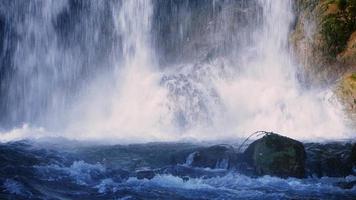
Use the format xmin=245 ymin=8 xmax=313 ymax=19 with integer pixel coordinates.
xmin=184 ymin=145 xmax=237 ymax=169
xmin=243 ymin=133 xmax=306 ymax=178
xmin=305 ymin=142 xmax=353 ymax=177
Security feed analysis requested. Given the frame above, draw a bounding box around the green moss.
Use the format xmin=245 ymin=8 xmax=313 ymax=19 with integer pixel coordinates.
xmin=296 ymin=0 xmax=319 ymax=12
xmin=336 ymin=73 xmax=356 ymax=122
xmin=351 ymin=73 xmax=356 ymax=81
xmin=321 ymin=15 xmax=349 ymax=56
xmin=337 ymin=0 xmax=348 ymax=10
xmin=252 ymin=134 xmax=304 ymax=177
xmin=338 ymin=73 xmax=356 ymax=95
xmin=320 ymin=0 xmax=356 ymax=57
xmin=255 ymin=147 xmax=296 ymax=172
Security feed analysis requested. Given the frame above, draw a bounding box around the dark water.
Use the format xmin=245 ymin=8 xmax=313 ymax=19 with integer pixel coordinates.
xmin=1 ymin=140 xmax=355 ymax=200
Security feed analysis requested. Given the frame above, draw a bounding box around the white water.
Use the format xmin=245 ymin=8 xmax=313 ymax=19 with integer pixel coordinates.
xmin=0 ymin=0 xmax=351 ymax=142
xmin=67 ymin=0 xmax=171 ymax=141
xmin=124 ymin=173 xmax=356 ymax=194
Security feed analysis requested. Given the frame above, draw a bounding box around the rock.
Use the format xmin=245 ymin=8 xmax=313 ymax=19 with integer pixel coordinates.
xmin=338 ymin=32 xmax=356 ymax=65
xmin=291 ymin=0 xmax=356 ymax=87
xmin=243 ymin=133 xmax=306 ymax=178
xmin=106 ymin=168 xmax=129 ymax=182
xmin=304 ymin=142 xmax=353 ymax=177
xmin=335 ymin=73 xmax=356 ymax=125
xmin=184 ymin=145 xmax=237 ymax=169
xmin=335 ymin=181 xmax=356 ymax=190
xmin=235 ymin=156 xmax=257 ymax=177
xmin=135 ymin=167 xmax=155 ymax=180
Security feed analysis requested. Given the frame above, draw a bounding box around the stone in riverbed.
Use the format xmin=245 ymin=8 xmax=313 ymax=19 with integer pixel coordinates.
xmin=135 ymin=167 xmax=155 ymax=180
xmin=305 ymin=142 xmax=354 ymax=177
xmin=335 ymin=180 xmax=356 ymax=190
xmin=243 ymin=133 xmax=306 ymax=178
xmin=185 ymin=145 xmax=237 ymax=169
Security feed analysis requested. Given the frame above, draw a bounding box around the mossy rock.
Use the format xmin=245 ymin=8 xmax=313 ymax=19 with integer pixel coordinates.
xmin=290 ymin=0 xmax=356 ymax=86
xmin=317 ymin=0 xmax=356 ymax=58
xmin=335 ymin=72 xmax=356 ymax=124
xmin=338 ymin=31 xmax=356 ymax=64
xmin=244 ymin=133 xmax=306 ymax=178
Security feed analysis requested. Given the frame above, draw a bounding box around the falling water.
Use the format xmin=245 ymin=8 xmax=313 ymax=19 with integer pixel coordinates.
xmin=0 ymin=0 xmax=350 ymax=142
xmin=71 ymin=0 xmax=171 ymax=141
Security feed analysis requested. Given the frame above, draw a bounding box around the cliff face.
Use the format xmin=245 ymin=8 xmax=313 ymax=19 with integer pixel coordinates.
xmin=336 ymin=73 xmax=356 ymax=122
xmin=291 ymin=0 xmax=356 ymax=122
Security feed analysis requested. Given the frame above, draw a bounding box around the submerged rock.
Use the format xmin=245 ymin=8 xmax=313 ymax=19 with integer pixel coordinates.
xmin=335 ymin=180 xmax=356 ymax=190
xmin=243 ymin=133 xmax=306 ymax=178
xmin=135 ymin=167 xmax=155 ymax=180
xmin=106 ymin=168 xmax=130 ymax=182
xmin=184 ymin=145 xmax=237 ymax=169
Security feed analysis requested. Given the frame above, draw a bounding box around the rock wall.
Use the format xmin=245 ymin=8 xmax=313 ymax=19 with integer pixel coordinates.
xmin=335 ymin=73 xmax=356 ymax=122
xmin=291 ymin=0 xmax=356 ymax=122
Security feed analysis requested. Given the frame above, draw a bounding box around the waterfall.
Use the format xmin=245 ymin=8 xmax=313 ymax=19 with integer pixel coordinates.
xmin=0 ymin=0 xmax=349 ymax=142
xmin=71 ymin=0 xmax=171 ymax=140
xmin=0 ymin=0 xmax=122 ymax=128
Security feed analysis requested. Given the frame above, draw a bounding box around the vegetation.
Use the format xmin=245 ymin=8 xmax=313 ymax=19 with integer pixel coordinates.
xmin=320 ymin=0 xmax=356 ymax=57
xmin=336 ymin=72 xmax=356 ymax=123
xmin=291 ymin=0 xmax=356 ymax=90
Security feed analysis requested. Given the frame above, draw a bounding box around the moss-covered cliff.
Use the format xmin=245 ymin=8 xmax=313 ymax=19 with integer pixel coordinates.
xmin=291 ymin=0 xmax=356 ymax=122
xmin=336 ymin=72 xmax=356 ymax=122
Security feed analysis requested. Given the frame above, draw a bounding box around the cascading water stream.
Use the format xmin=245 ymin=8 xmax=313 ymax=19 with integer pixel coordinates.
xmin=67 ymin=0 xmax=172 ymax=141
xmin=0 ymin=0 xmax=350 ymax=142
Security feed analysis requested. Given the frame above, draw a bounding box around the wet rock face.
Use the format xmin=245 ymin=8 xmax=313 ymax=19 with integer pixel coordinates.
xmin=304 ymin=142 xmax=354 ymax=177
xmin=335 ymin=73 xmax=356 ymax=125
xmin=243 ymin=133 xmax=306 ymax=178
xmin=291 ymin=0 xmax=356 ymax=87
xmin=185 ymin=145 xmax=237 ymax=169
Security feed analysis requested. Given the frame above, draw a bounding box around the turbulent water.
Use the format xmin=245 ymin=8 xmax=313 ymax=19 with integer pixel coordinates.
xmin=1 ymin=140 xmax=356 ymax=200
xmin=0 ymin=0 xmax=355 ymax=199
